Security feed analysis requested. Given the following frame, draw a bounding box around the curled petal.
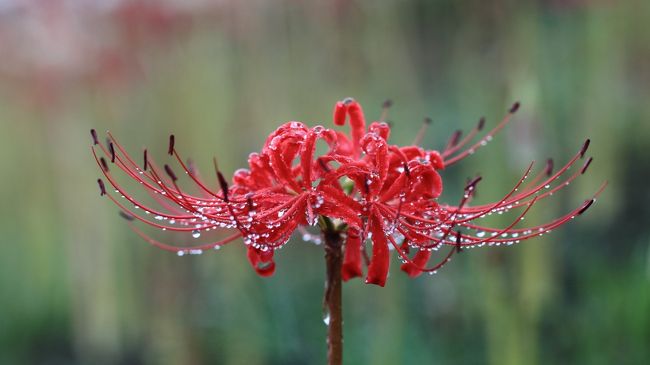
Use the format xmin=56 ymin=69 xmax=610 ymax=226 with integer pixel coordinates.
xmin=365 ymin=212 xmax=390 ymax=287
xmin=247 ymin=246 xmax=276 ymax=277
xmin=342 ymin=229 xmax=363 ymax=281
xmin=345 ymin=99 xmax=366 ymax=158
xmin=400 ymin=249 xmax=432 ymax=278
xmin=369 ymin=121 xmax=390 ymax=141
xmin=427 ymin=151 xmax=445 ymax=170
xmin=333 ymin=101 xmax=348 ymax=126
xmin=409 ymin=162 xmax=443 ymax=198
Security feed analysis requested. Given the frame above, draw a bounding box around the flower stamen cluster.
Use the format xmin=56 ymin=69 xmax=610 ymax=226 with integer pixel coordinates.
xmin=92 ymin=98 xmax=605 ymax=286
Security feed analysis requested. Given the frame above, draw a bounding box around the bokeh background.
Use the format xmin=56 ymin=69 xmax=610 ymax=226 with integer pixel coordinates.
xmin=1 ymin=0 xmax=648 ymax=364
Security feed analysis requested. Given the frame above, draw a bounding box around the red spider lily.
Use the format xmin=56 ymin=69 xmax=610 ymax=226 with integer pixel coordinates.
xmin=92 ymin=98 xmax=605 ymax=286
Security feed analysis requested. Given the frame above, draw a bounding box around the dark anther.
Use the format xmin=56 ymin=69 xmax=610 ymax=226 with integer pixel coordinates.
xmin=90 ymin=129 xmax=99 ymax=145
xmin=424 ymin=117 xmax=432 ymax=125
xmin=509 ymin=101 xmax=521 ymax=114
xmin=581 ymin=157 xmax=593 ymax=175
xmin=118 ymin=211 xmax=135 ymax=221
xmin=455 ymin=230 xmax=463 ymax=253
xmin=449 ymin=130 xmax=462 ymax=147
xmin=318 ymin=158 xmax=330 ymax=172
xmin=109 ymin=142 xmax=115 ymax=163
xmin=382 ymin=99 xmax=393 ymax=109
xmin=465 ymin=176 xmax=482 ymax=191
xmin=187 ymin=158 xmax=196 ymax=176
xmin=545 ymin=158 xmax=554 ymax=177
xmin=217 ymin=172 xmax=230 ymax=202
xmin=143 ymin=149 xmax=148 ymax=171
xmin=577 ymin=199 xmax=594 ymax=215
xmin=246 ymin=194 xmax=255 ymax=211
xmin=477 ymin=117 xmax=486 ymax=131
xmin=168 ymin=135 xmax=175 ymax=155
xmin=97 ymin=179 xmax=106 ymax=196
xmin=164 ymin=164 xmax=177 ymax=181
xmin=100 ymin=157 xmax=109 ymax=172
xmin=580 ymin=139 xmax=590 ymax=158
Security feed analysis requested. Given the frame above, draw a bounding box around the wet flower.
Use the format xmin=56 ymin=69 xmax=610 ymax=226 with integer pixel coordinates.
xmin=92 ymin=98 xmax=605 ymax=286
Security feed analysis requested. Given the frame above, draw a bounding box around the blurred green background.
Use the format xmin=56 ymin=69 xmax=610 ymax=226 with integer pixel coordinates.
xmin=1 ymin=1 xmax=648 ymax=364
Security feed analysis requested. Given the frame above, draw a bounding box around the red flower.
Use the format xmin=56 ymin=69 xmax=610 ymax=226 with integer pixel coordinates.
xmin=92 ymin=98 xmax=605 ymax=286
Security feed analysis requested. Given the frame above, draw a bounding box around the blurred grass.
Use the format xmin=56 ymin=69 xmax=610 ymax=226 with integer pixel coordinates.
xmin=0 ymin=1 xmax=649 ymax=364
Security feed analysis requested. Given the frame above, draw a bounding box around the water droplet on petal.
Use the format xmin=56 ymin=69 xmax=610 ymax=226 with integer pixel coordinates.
xmin=192 ymin=230 xmax=201 ymax=238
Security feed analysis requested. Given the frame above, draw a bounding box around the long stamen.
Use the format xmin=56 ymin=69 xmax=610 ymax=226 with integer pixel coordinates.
xmin=412 ymin=117 xmax=432 ymax=145
xmin=444 ymin=102 xmax=520 ymax=166
xmin=445 ymin=130 xmax=463 ymax=152
xmin=581 ymin=157 xmax=593 ymax=174
xmin=442 ymin=117 xmax=485 ymax=157
xmin=379 ymin=99 xmax=393 ymax=122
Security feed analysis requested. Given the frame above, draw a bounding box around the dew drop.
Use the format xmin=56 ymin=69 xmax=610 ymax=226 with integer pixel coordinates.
xmin=192 ymin=230 xmax=201 ymax=238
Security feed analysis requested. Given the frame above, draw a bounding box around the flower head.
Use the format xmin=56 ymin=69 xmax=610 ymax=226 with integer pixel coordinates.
xmin=92 ymin=98 xmax=605 ymax=286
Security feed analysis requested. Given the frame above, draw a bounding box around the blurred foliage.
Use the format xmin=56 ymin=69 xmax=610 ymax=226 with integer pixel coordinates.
xmin=0 ymin=0 xmax=649 ymax=364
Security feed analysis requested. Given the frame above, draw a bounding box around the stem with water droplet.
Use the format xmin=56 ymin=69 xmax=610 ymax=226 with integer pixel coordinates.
xmin=322 ymin=217 xmax=343 ymax=365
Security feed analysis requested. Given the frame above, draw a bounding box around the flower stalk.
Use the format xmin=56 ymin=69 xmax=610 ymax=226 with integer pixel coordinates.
xmin=322 ymin=218 xmax=343 ymax=365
